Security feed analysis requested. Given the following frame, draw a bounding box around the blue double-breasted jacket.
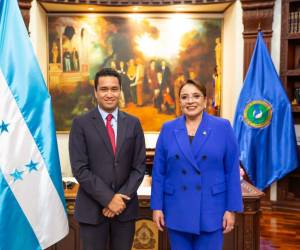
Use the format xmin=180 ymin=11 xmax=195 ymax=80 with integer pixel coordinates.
xmin=150 ymin=112 xmax=243 ymax=234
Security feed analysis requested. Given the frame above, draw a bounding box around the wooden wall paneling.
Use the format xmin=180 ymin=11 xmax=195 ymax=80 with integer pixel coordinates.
xmin=280 ymin=0 xmax=289 ymax=84
xmin=241 ymin=0 xmax=275 ymax=77
xmin=18 ymin=0 xmax=33 ymax=31
xmin=275 ymin=167 xmax=300 ymax=211
xmin=260 ymin=187 xmax=272 ymax=210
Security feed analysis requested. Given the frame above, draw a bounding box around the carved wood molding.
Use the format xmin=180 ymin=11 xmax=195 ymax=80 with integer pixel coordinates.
xmin=18 ymin=0 xmax=33 ymax=31
xmin=241 ymin=0 xmax=275 ymax=77
xmin=38 ymin=0 xmax=233 ymax=6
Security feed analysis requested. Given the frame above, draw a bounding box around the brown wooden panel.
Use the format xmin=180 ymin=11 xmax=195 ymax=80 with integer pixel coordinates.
xmin=55 ymin=216 xmax=82 ymax=250
xmin=276 ymin=166 xmax=300 ymax=211
xmin=18 ymin=0 xmax=33 ymax=31
xmin=260 ymin=187 xmax=272 ymax=211
xmin=241 ymin=0 xmax=275 ymax=78
xmin=280 ymin=0 xmax=289 ymax=78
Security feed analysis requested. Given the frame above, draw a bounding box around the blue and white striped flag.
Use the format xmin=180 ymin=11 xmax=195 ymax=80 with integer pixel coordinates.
xmin=0 ymin=0 xmax=69 ymax=249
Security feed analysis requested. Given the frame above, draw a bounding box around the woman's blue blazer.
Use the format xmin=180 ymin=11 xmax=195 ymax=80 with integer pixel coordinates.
xmin=150 ymin=112 xmax=243 ymax=234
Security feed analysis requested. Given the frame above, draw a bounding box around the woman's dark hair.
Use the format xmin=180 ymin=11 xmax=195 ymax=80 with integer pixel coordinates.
xmin=94 ymin=68 xmax=122 ymax=90
xmin=178 ymin=79 xmax=206 ymax=97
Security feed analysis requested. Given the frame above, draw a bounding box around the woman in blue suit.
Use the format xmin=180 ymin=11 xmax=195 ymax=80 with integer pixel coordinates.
xmin=150 ymin=80 xmax=243 ymax=250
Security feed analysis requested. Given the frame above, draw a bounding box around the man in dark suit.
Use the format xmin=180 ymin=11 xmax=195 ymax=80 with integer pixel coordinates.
xmin=69 ymin=68 xmax=146 ymax=250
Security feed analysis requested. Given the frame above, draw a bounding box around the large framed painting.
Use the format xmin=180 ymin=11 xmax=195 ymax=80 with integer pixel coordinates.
xmin=48 ymin=14 xmax=222 ymax=132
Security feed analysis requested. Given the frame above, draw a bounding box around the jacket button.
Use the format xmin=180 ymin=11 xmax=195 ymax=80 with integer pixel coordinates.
xmin=181 ymin=169 xmax=187 ymax=175
xmin=175 ymin=154 xmax=179 ymax=159
xmin=196 ymin=185 xmax=201 ymax=191
xmin=196 ymin=170 xmax=201 ymax=175
xmin=202 ymin=155 xmax=207 ymax=160
xmin=114 ymin=162 xmax=118 ymax=167
xmin=181 ymin=185 xmax=187 ymax=191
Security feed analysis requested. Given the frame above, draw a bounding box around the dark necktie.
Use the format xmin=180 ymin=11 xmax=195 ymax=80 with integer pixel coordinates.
xmin=106 ymin=114 xmax=116 ymax=155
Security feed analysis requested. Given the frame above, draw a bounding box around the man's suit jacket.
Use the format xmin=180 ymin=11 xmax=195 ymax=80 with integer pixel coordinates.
xmin=150 ymin=112 xmax=243 ymax=234
xmin=69 ymin=108 xmax=146 ymax=225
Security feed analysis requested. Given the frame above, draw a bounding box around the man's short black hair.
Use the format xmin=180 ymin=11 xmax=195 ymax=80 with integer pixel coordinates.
xmin=94 ymin=68 xmax=122 ymax=90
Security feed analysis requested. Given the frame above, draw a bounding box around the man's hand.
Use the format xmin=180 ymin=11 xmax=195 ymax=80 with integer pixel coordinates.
xmin=153 ymin=210 xmax=165 ymax=231
xmin=107 ymin=193 xmax=130 ymax=215
xmin=119 ymin=193 xmax=131 ymax=201
xmin=102 ymin=207 xmax=116 ymax=218
xmin=223 ymin=211 xmax=235 ymax=234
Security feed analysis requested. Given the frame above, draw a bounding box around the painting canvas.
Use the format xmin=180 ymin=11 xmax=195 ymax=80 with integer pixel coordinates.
xmin=48 ymin=14 xmax=222 ymax=132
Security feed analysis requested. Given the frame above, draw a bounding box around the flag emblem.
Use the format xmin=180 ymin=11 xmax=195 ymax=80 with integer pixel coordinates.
xmin=243 ymin=100 xmax=272 ymax=128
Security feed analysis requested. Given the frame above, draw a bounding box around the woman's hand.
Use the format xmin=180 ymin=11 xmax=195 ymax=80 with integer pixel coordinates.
xmin=153 ymin=210 xmax=165 ymax=231
xmin=223 ymin=211 xmax=235 ymax=234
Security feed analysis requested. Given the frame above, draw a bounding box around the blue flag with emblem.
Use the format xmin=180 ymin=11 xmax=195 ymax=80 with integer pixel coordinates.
xmin=233 ymin=32 xmax=299 ymax=190
xmin=0 ymin=0 xmax=68 ymax=249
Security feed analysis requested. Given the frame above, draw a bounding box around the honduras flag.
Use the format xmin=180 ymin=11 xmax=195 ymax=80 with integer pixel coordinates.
xmin=233 ymin=32 xmax=299 ymax=190
xmin=0 ymin=0 xmax=68 ymax=249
